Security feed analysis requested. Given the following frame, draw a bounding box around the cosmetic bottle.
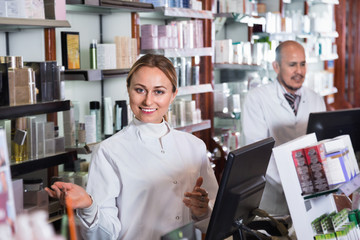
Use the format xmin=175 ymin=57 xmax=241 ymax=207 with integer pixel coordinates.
xmin=90 ymin=101 xmax=101 ymax=142
xmin=104 ymin=97 xmax=113 ymax=138
xmin=114 ymin=100 xmax=128 ymax=132
xmin=90 ymin=39 xmax=97 ymax=69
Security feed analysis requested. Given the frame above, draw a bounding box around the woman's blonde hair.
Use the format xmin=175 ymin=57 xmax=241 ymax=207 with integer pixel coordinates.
xmin=126 ymin=54 xmax=177 ymax=93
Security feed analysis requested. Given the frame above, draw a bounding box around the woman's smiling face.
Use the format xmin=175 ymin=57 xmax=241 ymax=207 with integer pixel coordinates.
xmin=127 ymin=66 xmax=177 ymax=123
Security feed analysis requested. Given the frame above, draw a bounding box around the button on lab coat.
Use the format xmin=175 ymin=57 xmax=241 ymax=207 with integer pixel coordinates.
xmin=242 ymin=80 xmax=326 ymax=215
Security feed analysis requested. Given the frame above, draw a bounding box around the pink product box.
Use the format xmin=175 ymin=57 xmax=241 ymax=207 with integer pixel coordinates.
xmin=141 ymin=37 xmax=158 ymax=50
xmin=158 ymin=25 xmax=172 ymax=38
xmin=158 ymin=36 xmax=169 ymax=50
xmin=141 ymin=24 xmax=158 ymax=37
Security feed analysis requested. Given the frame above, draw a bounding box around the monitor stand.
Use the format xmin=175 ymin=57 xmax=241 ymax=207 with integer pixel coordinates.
xmin=232 ymin=219 xmax=246 ymax=240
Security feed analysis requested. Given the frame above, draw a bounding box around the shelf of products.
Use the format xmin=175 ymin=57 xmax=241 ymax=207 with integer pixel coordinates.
xmin=0 ymin=100 xmax=71 ymax=120
xmin=139 ymin=7 xmax=213 ymax=19
xmin=10 ymin=150 xmax=77 ymax=177
xmin=141 ymin=47 xmax=213 ymax=58
xmin=174 ymin=120 xmax=211 ymax=133
xmin=66 ymin=1 xmax=154 ymax=13
xmin=177 ymin=84 xmax=213 ymax=96
xmin=0 ymin=17 xmax=70 ymax=31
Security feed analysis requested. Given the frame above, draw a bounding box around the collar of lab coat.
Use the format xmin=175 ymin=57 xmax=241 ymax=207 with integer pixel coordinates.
xmin=128 ymin=120 xmax=172 ymax=144
xmin=275 ymin=79 xmax=306 ymax=108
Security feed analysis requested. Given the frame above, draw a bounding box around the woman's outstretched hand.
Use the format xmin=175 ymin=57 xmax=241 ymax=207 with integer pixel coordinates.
xmin=45 ymin=182 xmax=92 ymax=209
xmin=183 ymin=176 xmax=209 ymax=218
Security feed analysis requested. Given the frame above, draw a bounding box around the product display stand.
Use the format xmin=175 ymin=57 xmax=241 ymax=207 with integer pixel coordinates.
xmin=273 ymin=133 xmax=338 ymax=240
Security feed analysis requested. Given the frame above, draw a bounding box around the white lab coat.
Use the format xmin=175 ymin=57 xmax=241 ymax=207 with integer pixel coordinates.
xmin=77 ymin=120 xmax=218 ymax=240
xmin=242 ymin=79 xmax=326 ymax=215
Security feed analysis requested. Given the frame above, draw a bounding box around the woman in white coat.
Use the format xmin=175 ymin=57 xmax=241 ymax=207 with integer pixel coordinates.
xmin=242 ymin=41 xmax=326 ymax=216
xmin=46 ymin=54 xmax=218 ymax=240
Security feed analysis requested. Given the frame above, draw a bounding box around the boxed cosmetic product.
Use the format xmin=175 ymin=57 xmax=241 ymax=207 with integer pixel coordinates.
xmin=7 ymin=67 xmax=36 ymax=106
xmin=12 ymin=179 xmax=24 ymax=215
xmin=35 ymin=121 xmax=45 ymax=158
xmin=54 ymin=136 xmax=65 ymax=153
xmin=292 ymin=148 xmax=315 ymax=195
xmin=304 ymin=143 xmax=330 ymax=192
xmin=141 ymin=24 xmax=158 ymax=38
xmin=182 ymin=21 xmax=194 ymax=49
xmin=141 ymin=37 xmax=158 ymax=50
xmin=233 ymin=42 xmax=243 ymax=64
xmin=26 ymin=116 xmax=36 ymax=159
xmin=24 ymin=61 xmax=51 ymax=102
xmin=194 ymin=20 xmax=204 ymax=48
xmin=97 ymin=44 xmax=116 ymax=70
xmin=115 ymin=36 xmax=131 ymax=68
xmin=331 ymin=135 xmax=359 ymax=176
xmin=242 ymin=42 xmax=252 ymax=65
xmin=45 ymin=138 xmax=55 ymax=155
xmin=324 ymin=148 xmax=351 ymax=185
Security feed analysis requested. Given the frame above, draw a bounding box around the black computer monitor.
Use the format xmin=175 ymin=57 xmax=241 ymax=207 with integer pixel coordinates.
xmin=306 ymin=108 xmax=360 ymax=155
xmin=205 ymin=137 xmax=275 ymax=240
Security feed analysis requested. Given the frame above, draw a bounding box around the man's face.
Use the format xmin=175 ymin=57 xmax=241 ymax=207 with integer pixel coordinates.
xmin=273 ymin=44 xmax=306 ymax=94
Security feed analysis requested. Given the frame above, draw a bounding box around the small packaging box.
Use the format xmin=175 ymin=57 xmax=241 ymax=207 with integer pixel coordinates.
xmin=324 ymin=148 xmax=352 ymax=185
xmin=45 ymin=138 xmax=55 ymax=155
xmin=140 ymin=37 xmax=158 ymax=50
xmin=97 ymin=44 xmax=116 ymax=70
xmin=44 ymin=121 xmax=55 ymax=139
xmin=292 ymin=148 xmax=315 ymax=195
xmin=141 ymin=24 xmax=158 ymax=37
xmin=304 ymin=143 xmax=330 ymax=192
xmin=35 ymin=121 xmax=45 ymax=157
xmin=54 ymin=136 xmax=65 ymax=153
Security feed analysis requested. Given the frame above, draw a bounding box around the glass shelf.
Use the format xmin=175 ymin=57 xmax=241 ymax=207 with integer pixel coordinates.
xmin=214 ymin=63 xmax=263 ymax=71
xmin=177 ymin=84 xmax=213 ymax=96
xmin=0 ymin=17 xmax=70 ymax=31
xmin=0 ymin=100 xmax=71 ymax=120
xmin=64 ymin=69 xmax=131 ymax=81
xmin=303 ymin=174 xmax=360 ymax=200
xmin=214 ymin=12 xmax=265 ymax=26
xmin=303 ymin=186 xmax=339 ymax=200
xmin=102 ymin=68 xmax=130 ymax=79
xmin=10 ymin=150 xmax=77 ymax=177
xmin=319 ymin=87 xmax=338 ymax=97
xmin=174 ymin=120 xmax=211 ymax=133
xmin=64 ymin=69 xmax=102 ymax=81
xmin=139 ymin=7 xmax=213 ymax=19
xmin=141 ymin=47 xmax=213 ymax=58
xmin=66 ymin=1 xmax=154 ymax=14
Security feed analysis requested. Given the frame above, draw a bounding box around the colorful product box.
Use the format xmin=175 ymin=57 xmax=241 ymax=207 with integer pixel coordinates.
xmin=292 ymin=148 xmax=315 ymax=195
xmin=304 ymin=143 xmax=330 ymax=192
xmin=325 ymin=148 xmax=352 ymax=185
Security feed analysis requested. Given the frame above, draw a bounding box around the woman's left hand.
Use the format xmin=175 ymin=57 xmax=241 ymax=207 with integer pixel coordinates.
xmin=183 ymin=176 xmax=209 ymax=219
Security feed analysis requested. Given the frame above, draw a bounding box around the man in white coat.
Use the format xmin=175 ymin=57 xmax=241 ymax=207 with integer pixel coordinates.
xmin=242 ymin=40 xmax=326 ymax=216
